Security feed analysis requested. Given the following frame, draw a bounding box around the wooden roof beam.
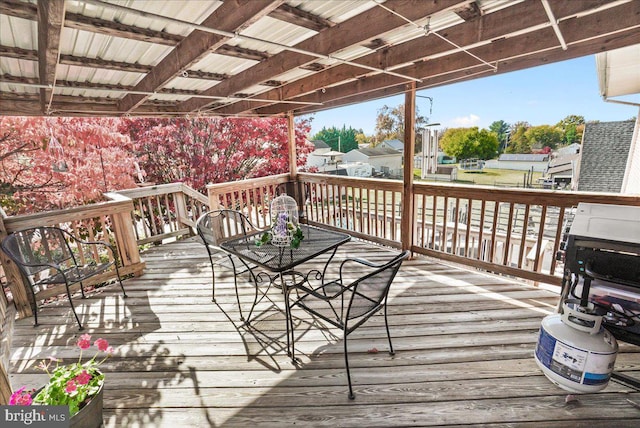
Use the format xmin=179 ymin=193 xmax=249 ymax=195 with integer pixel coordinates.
xmin=37 ymin=0 xmax=65 ymax=115
xmin=117 ymin=0 xmax=283 ymax=113
xmin=177 ymin=0 xmax=465 ymax=113
xmin=269 ymin=3 xmax=334 ymax=32
xmin=244 ymin=0 xmax=627 ymax=116
xmin=0 ymin=0 xmax=36 ymax=20
xmin=267 ymin=2 xmax=640 ymax=117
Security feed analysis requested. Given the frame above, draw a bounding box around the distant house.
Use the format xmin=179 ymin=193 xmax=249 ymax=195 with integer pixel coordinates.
xmin=543 ymin=153 xmax=580 ymax=189
xmin=379 ymin=139 xmax=405 ymax=163
xmin=343 ymin=146 xmax=402 ymax=177
xmin=379 ymin=139 xmax=404 ymax=152
xmin=484 ymin=153 xmax=550 ymax=172
xmin=556 ymin=143 xmax=581 ymax=156
xmin=577 ymin=120 xmax=635 ymax=193
xmin=305 ymin=139 xmax=344 ymax=172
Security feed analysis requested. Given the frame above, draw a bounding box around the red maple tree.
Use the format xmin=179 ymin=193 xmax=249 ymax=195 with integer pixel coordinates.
xmin=120 ymin=116 xmax=313 ymax=193
xmin=0 ymin=117 xmax=138 ymax=215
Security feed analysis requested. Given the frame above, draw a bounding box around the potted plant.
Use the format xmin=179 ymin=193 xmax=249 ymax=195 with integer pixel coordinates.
xmin=9 ymin=334 xmax=113 ymax=428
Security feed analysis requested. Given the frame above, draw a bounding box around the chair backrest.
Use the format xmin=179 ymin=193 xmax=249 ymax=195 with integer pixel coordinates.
xmin=1 ymin=227 xmax=76 ymax=278
xmin=346 ymin=250 xmax=409 ymax=320
xmin=196 ymin=209 xmax=256 ymax=248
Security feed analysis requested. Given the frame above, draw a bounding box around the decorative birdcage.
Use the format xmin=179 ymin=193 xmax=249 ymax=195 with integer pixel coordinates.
xmin=264 ymin=193 xmax=303 ymax=248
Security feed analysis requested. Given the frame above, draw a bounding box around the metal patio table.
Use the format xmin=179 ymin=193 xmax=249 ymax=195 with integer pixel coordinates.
xmin=220 ymin=225 xmax=351 ymax=359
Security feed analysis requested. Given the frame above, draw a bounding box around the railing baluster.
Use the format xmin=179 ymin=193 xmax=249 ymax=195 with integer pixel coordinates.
xmin=517 ymin=205 xmax=531 ymax=269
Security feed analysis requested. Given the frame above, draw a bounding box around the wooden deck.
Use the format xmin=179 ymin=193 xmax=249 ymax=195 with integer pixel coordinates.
xmin=7 ymin=238 xmax=640 ymax=427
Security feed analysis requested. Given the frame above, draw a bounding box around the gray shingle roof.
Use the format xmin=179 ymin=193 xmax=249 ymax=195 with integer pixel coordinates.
xmin=355 ymin=146 xmax=402 ymax=157
xmin=578 ymin=120 xmax=634 ymax=192
xmin=311 ymin=139 xmax=330 ymax=149
xmin=381 ymin=139 xmax=404 ymax=150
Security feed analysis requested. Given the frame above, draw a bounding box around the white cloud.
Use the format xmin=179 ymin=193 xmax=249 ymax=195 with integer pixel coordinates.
xmin=450 ymin=114 xmax=480 ymax=127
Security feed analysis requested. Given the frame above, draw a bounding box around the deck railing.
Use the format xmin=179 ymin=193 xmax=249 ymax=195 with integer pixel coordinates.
xmin=294 ymin=174 xmax=640 ymax=286
xmin=410 ymin=183 xmax=640 ymax=285
xmin=206 ymin=173 xmax=292 ymax=229
xmin=114 ymin=183 xmax=209 ymax=245
xmin=205 ymin=173 xmax=640 ymax=286
xmin=0 ymin=183 xmax=209 ymax=319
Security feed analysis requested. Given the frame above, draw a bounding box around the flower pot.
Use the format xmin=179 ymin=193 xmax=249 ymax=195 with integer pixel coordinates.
xmin=70 ymin=380 xmax=104 ymax=428
xmin=33 ymin=374 xmax=104 ymax=428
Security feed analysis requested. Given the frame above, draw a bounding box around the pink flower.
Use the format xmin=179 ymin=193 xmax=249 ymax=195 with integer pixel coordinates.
xmin=105 ymin=346 xmax=114 ymax=355
xmin=74 ymin=370 xmax=92 ymax=385
xmin=9 ymin=386 xmax=33 ymax=406
xmin=94 ymin=338 xmax=109 ymax=352
xmin=77 ymin=334 xmax=91 ymax=350
xmin=65 ymin=380 xmax=77 ymax=394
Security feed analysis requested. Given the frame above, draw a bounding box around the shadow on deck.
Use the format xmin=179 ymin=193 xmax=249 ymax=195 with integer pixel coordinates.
xmin=7 ymin=238 xmax=640 ymax=427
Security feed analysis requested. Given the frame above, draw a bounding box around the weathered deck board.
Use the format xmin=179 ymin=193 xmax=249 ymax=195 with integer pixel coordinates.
xmin=7 ymin=239 xmax=640 ymax=427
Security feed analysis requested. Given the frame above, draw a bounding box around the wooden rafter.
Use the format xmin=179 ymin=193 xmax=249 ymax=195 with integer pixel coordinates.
xmin=176 ymin=0 xmax=463 ymax=113
xmin=117 ymin=0 xmax=283 ymax=113
xmin=241 ymin=0 xmax=634 ymax=116
xmin=262 ymin=2 xmax=640 ymax=117
xmin=269 ymin=3 xmax=334 ymax=32
xmin=0 ymin=0 xmax=638 ymax=117
xmin=37 ymin=0 xmax=65 ymax=114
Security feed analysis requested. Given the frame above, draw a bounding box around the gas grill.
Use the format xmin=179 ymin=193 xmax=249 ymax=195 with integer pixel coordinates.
xmin=558 ymin=202 xmax=640 ymax=345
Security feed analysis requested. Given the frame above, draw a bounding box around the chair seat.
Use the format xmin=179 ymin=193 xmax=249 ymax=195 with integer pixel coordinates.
xmin=214 ymin=254 xmax=255 ymax=275
xmin=34 ymin=262 xmax=115 ymax=287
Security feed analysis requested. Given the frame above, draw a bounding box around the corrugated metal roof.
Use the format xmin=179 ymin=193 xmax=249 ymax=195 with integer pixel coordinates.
xmin=1 ymin=0 xmax=638 ymax=117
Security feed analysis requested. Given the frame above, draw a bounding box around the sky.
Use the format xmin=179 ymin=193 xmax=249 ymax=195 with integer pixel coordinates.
xmin=303 ymin=55 xmax=638 ymax=137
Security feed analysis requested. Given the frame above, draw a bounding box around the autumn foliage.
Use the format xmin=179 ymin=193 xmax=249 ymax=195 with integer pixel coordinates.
xmin=0 ymin=117 xmax=138 ymax=215
xmin=1 ymin=116 xmax=313 ymax=215
xmin=121 ymin=116 xmax=313 ymax=193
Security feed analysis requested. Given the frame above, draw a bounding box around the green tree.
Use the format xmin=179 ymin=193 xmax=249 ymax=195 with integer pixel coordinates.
xmin=355 ymin=132 xmax=371 ymax=146
xmin=556 ymin=115 xmax=585 ymax=145
xmin=440 ymin=127 xmax=499 ymax=160
xmin=525 ymin=125 xmax=563 ymax=151
xmin=311 ymin=125 xmax=360 ymax=153
xmin=489 ymin=120 xmax=510 ymax=153
xmin=506 ymin=121 xmax=531 ymax=154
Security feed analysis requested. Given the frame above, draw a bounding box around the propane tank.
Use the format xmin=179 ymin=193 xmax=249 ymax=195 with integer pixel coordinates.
xmin=534 ymin=299 xmax=618 ymax=393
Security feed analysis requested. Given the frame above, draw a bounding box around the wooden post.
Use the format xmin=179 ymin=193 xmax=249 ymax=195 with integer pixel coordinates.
xmin=0 ymin=362 xmax=11 ymax=405
xmin=287 ymin=111 xmax=298 ymax=181
xmin=401 ymin=82 xmax=416 ymax=253
xmin=102 ymin=194 xmax=143 ymax=274
xmin=0 ymin=210 xmax=33 ymax=318
xmin=174 ymin=186 xmax=189 ymax=230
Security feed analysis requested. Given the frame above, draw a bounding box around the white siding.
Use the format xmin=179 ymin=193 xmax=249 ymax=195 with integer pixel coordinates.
xmin=621 ymin=111 xmax=640 ymax=195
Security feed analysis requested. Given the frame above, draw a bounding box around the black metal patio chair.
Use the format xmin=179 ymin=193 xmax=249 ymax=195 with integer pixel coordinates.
xmin=196 ymin=209 xmax=262 ymax=320
xmin=287 ymin=249 xmax=410 ymax=399
xmin=1 ymin=226 xmax=127 ymax=330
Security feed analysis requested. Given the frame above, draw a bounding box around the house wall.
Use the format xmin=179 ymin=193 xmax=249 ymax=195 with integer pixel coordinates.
xmin=621 ymin=111 xmax=640 ymax=195
xmin=306 ymin=148 xmax=331 ymax=169
xmin=343 ymin=151 xmax=402 ymax=176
